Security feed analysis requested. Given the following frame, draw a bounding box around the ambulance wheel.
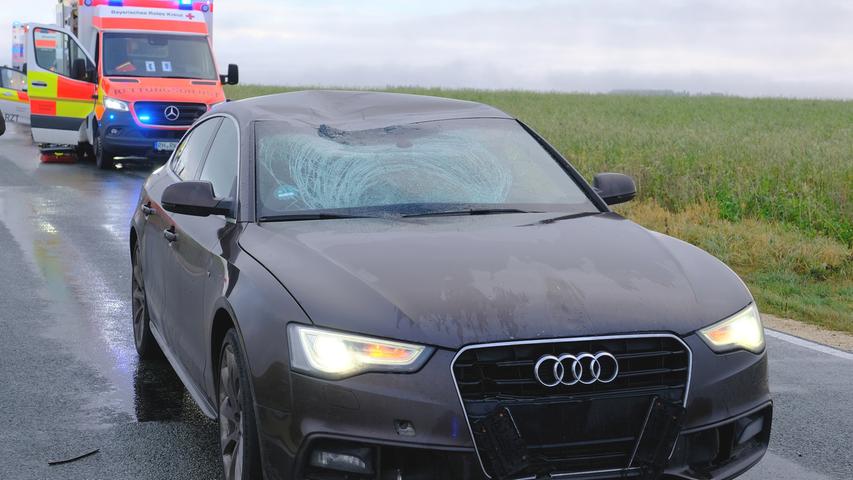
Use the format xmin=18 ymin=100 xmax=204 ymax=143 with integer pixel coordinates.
xmin=77 ymin=143 xmax=96 ymax=163
xmin=95 ymin=133 xmax=115 ymax=170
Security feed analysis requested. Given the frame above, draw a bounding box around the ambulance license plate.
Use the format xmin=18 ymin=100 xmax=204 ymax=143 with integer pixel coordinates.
xmin=155 ymin=141 xmax=178 ymax=152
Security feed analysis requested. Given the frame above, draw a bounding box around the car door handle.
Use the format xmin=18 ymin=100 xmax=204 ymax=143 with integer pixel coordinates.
xmin=163 ymin=228 xmax=178 ymax=243
xmin=141 ymin=204 xmax=155 ymax=216
xmin=31 ymin=81 xmax=48 ymax=88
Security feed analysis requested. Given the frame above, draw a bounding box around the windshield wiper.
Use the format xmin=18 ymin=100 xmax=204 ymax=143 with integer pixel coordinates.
xmin=402 ymin=208 xmax=541 ymax=218
xmin=258 ymin=213 xmax=371 ymax=222
xmin=534 ymin=211 xmax=602 ymax=225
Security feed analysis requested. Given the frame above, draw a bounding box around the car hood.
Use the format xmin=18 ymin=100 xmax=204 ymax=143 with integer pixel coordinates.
xmin=240 ymin=212 xmax=751 ymax=349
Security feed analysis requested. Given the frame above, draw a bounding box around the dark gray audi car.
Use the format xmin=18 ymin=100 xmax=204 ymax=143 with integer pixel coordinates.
xmin=130 ymin=91 xmax=771 ymax=480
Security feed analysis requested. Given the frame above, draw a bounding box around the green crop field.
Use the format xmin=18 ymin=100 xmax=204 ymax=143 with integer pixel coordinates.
xmin=226 ymin=85 xmax=853 ymax=332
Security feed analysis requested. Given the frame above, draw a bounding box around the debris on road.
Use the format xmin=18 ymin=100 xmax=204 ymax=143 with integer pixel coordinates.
xmin=47 ymin=448 xmax=100 ymax=466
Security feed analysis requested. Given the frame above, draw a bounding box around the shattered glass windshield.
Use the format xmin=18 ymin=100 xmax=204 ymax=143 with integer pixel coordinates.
xmin=255 ymin=118 xmax=598 ymax=218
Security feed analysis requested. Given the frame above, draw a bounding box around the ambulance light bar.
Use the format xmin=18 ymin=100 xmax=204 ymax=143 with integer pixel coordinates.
xmin=82 ymin=0 xmax=212 ymax=12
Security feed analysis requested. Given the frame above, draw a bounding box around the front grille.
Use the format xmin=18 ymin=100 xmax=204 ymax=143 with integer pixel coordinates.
xmin=133 ymin=102 xmax=207 ymax=126
xmin=452 ymin=335 xmax=690 ymax=479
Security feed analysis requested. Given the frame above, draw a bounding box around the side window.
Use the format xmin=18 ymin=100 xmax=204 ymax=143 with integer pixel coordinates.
xmin=67 ymin=38 xmax=91 ymax=81
xmin=34 ymin=28 xmax=68 ymax=76
xmin=33 ymin=27 xmax=94 ymax=81
xmin=0 ymin=68 xmax=27 ymax=91
xmin=171 ymin=118 xmax=222 ymax=180
xmin=199 ymin=119 xmax=239 ymax=200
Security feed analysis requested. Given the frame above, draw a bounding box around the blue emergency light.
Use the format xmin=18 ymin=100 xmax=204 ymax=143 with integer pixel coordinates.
xmin=108 ymin=0 xmax=123 ymax=6
xmin=138 ymin=115 xmax=152 ymax=123
xmin=178 ymin=0 xmax=193 ymax=10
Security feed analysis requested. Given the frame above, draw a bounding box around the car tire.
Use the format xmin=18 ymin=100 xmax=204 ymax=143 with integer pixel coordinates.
xmin=131 ymin=242 xmax=162 ymax=359
xmin=218 ymin=329 xmax=263 ymax=480
xmin=95 ymin=132 xmax=115 ymax=170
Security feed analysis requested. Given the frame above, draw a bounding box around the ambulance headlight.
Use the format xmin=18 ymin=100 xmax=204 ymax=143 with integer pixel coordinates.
xmin=104 ymin=97 xmax=130 ymax=112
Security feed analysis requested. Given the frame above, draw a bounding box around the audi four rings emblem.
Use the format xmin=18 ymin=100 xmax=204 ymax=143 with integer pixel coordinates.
xmin=534 ymin=351 xmax=619 ymax=387
xmin=164 ymin=105 xmax=181 ymax=121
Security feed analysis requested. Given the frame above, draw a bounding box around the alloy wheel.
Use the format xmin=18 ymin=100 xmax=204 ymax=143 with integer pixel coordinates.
xmin=131 ymin=245 xmax=146 ymax=349
xmin=219 ymin=344 xmax=244 ymax=480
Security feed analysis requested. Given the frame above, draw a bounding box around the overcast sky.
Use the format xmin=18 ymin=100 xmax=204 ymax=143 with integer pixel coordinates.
xmin=2 ymin=0 xmax=852 ymax=98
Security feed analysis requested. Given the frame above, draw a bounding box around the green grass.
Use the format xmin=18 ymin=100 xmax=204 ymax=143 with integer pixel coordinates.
xmin=226 ymin=85 xmax=853 ymax=332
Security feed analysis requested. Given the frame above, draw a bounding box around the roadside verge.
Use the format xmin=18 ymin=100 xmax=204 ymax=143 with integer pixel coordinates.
xmin=763 ymin=314 xmax=853 ymax=353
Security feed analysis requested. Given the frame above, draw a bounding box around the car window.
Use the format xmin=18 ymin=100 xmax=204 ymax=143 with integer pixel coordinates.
xmin=0 ymin=68 xmax=27 ymax=91
xmin=199 ymin=119 xmax=239 ymax=200
xmin=33 ymin=27 xmax=94 ymax=81
xmin=171 ymin=118 xmax=222 ymax=180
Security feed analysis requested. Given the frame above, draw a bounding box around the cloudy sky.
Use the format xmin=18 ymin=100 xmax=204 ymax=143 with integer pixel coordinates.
xmin=2 ymin=0 xmax=852 ymax=98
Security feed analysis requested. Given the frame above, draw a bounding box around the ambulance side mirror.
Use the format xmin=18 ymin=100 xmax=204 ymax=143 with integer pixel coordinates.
xmin=72 ymin=59 xmax=87 ymax=81
xmin=221 ymin=64 xmax=239 ymax=86
xmin=72 ymin=59 xmax=95 ymax=83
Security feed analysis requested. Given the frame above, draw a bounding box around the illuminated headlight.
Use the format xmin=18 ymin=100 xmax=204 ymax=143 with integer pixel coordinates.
xmin=104 ymin=97 xmax=130 ymax=111
xmin=288 ymin=325 xmax=433 ymax=379
xmin=700 ymin=303 xmax=765 ymax=353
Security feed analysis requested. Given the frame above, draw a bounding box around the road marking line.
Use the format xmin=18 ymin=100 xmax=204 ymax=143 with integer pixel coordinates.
xmin=766 ymin=329 xmax=853 ymax=360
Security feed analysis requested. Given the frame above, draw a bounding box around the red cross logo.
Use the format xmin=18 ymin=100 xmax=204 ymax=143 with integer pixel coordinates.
xmin=186 ymin=13 xmax=195 ymax=20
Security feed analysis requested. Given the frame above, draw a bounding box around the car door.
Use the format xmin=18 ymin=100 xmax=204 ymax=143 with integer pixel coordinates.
xmin=0 ymin=67 xmax=30 ymax=125
xmin=143 ymin=118 xmax=221 ymax=341
xmin=26 ymin=24 xmax=96 ymax=145
xmin=158 ymin=117 xmax=223 ymax=382
xmin=165 ymin=116 xmax=240 ymax=385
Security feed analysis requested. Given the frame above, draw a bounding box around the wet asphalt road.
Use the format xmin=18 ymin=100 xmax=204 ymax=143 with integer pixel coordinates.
xmin=0 ymin=124 xmax=851 ymax=479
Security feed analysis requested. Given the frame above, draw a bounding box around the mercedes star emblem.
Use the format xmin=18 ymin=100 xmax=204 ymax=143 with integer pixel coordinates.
xmin=164 ymin=105 xmax=181 ymax=121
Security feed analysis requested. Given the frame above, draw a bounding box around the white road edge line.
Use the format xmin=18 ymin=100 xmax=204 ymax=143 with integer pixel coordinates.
xmin=765 ymin=329 xmax=853 ymax=361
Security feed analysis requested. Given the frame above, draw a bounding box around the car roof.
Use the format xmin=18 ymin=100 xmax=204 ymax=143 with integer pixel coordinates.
xmin=213 ymin=90 xmax=514 ymax=130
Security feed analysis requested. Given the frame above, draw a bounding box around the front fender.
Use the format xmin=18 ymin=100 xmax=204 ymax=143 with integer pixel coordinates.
xmin=205 ymin=244 xmax=312 ymax=410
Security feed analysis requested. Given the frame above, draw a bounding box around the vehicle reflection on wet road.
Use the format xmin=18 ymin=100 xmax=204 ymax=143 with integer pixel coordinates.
xmin=0 ymin=124 xmax=850 ymax=479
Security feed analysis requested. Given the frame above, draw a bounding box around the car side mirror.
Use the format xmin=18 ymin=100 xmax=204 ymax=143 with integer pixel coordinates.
xmin=220 ymin=64 xmax=239 ymax=86
xmin=162 ymin=181 xmax=233 ymax=217
xmin=593 ymin=173 xmax=637 ymax=205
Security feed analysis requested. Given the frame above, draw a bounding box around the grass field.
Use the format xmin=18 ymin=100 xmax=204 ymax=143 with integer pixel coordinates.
xmin=226 ymin=85 xmax=852 ymax=333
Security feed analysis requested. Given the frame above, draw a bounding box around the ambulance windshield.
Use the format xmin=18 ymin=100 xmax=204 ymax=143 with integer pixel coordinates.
xmin=103 ymin=33 xmax=217 ymax=80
